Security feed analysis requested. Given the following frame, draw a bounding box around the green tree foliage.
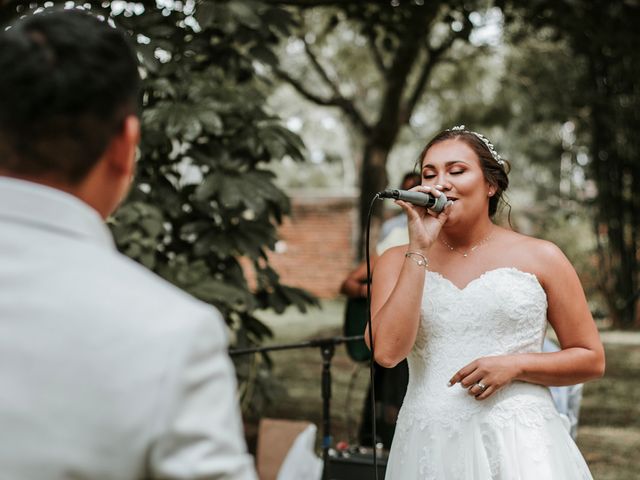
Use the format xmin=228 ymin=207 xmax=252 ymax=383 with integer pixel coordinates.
xmin=501 ymin=0 xmax=640 ymax=328
xmin=487 ymin=19 xmax=598 ymax=280
xmin=0 ymin=0 xmax=319 ymax=405
xmin=265 ymin=0 xmax=489 ymax=250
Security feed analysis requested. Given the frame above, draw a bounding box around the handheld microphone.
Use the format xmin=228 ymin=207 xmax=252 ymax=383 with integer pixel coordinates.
xmin=379 ymin=189 xmax=449 ymax=213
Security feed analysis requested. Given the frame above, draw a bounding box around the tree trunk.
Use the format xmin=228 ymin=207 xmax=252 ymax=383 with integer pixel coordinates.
xmin=357 ymin=143 xmax=391 ymax=258
xmin=354 ymin=7 xmax=439 ymax=257
xmin=589 ymin=55 xmax=636 ymax=328
xmin=632 ymin=154 xmax=640 ymax=327
xmin=270 ymin=2 xmax=468 ymax=260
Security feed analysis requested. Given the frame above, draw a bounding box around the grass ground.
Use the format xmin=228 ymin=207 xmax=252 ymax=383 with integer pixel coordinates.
xmin=578 ymin=343 xmax=640 ymax=479
xmin=247 ymin=299 xmax=640 ymax=478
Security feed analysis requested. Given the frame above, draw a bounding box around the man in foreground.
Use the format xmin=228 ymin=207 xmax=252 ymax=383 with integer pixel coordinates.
xmin=0 ymin=9 xmax=256 ymax=479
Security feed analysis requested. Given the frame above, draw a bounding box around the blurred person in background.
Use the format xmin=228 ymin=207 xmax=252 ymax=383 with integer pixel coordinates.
xmin=340 ymin=172 xmax=420 ymax=448
xmin=0 ymin=9 xmax=256 ymax=480
xmin=543 ymin=338 xmax=584 ymax=440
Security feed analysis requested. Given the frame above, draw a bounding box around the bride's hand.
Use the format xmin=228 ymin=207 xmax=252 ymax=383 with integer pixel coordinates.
xmin=395 ymin=185 xmax=453 ymax=253
xmin=447 ymin=355 xmax=521 ymax=401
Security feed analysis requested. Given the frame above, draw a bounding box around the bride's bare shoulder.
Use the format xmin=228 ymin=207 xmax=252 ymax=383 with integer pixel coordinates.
xmin=497 ymin=228 xmax=572 ymax=277
xmin=501 ymin=229 xmax=563 ymax=255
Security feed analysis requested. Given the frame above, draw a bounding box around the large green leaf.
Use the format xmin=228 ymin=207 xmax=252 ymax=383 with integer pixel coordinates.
xmin=0 ymin=0 xmax=321 ymax=412
xmin=188 ymin=279 xmax=256 ymax=311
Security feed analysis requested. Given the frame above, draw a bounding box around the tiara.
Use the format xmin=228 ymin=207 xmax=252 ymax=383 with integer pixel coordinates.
xmin=448 ymin=125 xmax=505 ymax=167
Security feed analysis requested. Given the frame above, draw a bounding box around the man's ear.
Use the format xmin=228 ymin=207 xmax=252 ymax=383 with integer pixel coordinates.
xmin=106 ymin=115 xmax=140 ymax=178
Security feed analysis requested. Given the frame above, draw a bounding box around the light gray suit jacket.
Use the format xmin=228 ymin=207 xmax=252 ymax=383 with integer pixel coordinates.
xmin=0 ymin=177 xmax=257 ymax=480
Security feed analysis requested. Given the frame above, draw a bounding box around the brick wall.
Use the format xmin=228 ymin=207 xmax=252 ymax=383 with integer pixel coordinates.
xmin=268 ymin=191 xmax=359 ymax=299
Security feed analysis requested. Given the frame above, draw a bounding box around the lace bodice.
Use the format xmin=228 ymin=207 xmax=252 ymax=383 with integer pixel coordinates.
xmin=387 ymin=267 xmax=593 ymax=479
xmin=399 ymin=267 xmax=556 ymax=430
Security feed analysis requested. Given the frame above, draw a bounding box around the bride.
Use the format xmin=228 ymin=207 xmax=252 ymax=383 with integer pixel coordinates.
xmin=365 ymin=126 xmax=604 ymax=479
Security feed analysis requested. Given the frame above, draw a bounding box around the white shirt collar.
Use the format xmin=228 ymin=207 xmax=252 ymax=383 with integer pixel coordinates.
xmin=0 ymin=176 xmax=115 ymax=249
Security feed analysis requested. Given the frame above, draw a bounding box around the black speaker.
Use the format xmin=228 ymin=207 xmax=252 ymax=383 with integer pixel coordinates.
xmin=325 ymin=450 xmax=387 ymax=479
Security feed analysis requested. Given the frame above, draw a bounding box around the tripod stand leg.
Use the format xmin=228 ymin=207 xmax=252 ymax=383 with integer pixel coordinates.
xmin=321 ymin=344 xmax=335 ymax=480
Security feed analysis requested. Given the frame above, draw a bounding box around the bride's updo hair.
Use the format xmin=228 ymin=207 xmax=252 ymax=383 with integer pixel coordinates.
xmin=418 ymin=126 xmax=511 ymax=218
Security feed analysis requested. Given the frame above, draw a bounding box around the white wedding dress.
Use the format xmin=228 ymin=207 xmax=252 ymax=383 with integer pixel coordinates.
xmin=385 ymin=267 xmax=593 ymax=479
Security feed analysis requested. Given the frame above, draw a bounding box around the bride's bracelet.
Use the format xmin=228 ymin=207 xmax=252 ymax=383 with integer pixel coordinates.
xmin=405 ymin=251 xmax=429 ymax=269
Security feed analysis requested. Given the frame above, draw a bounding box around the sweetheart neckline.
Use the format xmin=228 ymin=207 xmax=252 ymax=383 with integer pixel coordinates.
xmin=427 ymin=266 xmax=543 ymax=292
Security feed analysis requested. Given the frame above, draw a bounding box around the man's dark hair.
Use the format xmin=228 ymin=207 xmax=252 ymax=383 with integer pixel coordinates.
xmin=0 ymin=9 xmax=140 ymax=184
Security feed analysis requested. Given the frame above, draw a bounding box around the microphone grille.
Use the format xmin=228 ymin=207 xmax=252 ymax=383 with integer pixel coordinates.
xmin=432 ymin=193 xmax=448 ymax=213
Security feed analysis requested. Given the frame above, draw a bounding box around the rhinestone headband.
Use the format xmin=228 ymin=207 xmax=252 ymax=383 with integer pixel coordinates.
xmin=448 ymin=125 xmax=505 ymax=167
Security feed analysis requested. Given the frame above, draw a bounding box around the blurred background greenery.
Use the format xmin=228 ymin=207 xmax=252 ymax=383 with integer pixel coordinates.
xmin=1 ymin=0 xmax=638 ymax=474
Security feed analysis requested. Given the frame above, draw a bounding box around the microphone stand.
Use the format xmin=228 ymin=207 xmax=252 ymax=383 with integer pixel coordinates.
xmin=230 ymin=334 xmax=364 ymax=480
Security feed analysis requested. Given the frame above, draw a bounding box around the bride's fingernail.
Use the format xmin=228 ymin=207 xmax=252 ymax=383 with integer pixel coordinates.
xmin=447 ymin=381 xmax=453 ymax=387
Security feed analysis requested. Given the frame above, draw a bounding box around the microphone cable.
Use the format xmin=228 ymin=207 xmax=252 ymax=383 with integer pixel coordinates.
xmin=364 ymin=192 xmax=381 ymax=480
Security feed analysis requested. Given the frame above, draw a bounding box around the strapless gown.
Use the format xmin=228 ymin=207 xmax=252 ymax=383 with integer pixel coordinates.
xmin=384 ymin=268 xmax=593 ymax=479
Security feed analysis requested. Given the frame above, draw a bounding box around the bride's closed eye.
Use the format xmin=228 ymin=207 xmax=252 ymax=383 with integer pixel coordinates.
xmin=423 ymin=170 xmax=464 ymax=179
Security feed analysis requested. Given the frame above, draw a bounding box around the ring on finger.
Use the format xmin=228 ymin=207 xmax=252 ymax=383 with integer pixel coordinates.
xmin=474 ymin=382 xmax=487 ymax=392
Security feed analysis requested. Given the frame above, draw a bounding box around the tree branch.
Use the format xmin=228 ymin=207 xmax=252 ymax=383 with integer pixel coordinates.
xmin=272 ymin=66 xmax=335 ymax=105
xmin=315 ymin=11 xmax=339 ymax=43
xmin=364 ymin=27 xmax=388 ymax=75
xmin=277 ymin=21 xmax=371 ymax=133
xmin=402 ymin=12 xmax=473 ymax=124
xmin=402 ymin=43 xmax=450 ymax=123
xmin=273 ymin=65 xmax=371 ymax=134
xmin=369 ymin=5 xmax=440 ymax=149
xmin=302 ymin=36 xmax=341 ymax=98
